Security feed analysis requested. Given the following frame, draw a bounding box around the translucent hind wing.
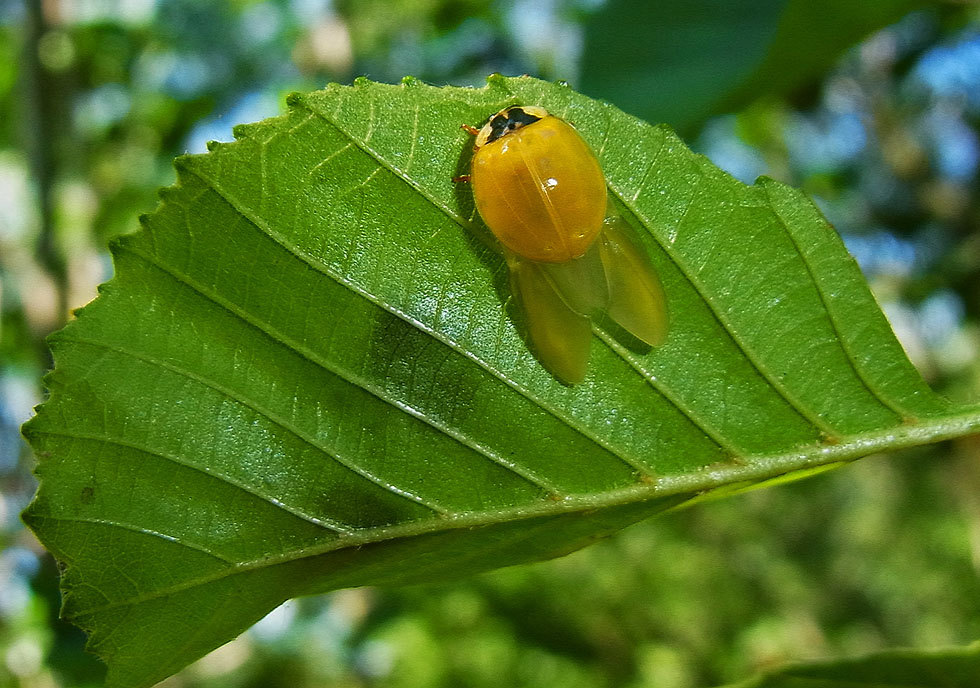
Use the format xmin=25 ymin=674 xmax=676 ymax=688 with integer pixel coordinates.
xmin=535 ymin=242 xmax=609 ymax=316
xmin=598 ymin=217 xmax=669 ymax=346
xmin=509 ymin=257 xmax=593 ymax=385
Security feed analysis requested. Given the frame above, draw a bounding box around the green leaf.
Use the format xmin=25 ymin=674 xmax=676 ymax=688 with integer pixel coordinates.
xmin=21 ymin=75 xmax=980 ymax=687
xmin=719 ymin=641 xmax=980 ymax=688
xmin=580 ymin=0 xmax=923 ymax=131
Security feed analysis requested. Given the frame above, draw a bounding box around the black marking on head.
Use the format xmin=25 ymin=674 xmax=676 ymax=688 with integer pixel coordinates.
xmin=486 ymin=107 xmax=543 ymax=144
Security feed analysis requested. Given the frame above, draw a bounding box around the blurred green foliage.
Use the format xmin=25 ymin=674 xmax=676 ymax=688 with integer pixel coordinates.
xmin=2 ymin=1 xmax=979 ymax=687
xmin=579 ymin=0 xmax=929 ymax=132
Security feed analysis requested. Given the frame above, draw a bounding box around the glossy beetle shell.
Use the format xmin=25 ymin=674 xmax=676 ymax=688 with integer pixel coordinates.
xmin=470 ymin=108 xmax=607 ymax=263
xmin=461 ymin=105 xmax=669 ymax=384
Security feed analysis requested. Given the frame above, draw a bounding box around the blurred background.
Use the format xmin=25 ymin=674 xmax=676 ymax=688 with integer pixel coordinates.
xmin=2 ymin=0 xmax=980 ymax=686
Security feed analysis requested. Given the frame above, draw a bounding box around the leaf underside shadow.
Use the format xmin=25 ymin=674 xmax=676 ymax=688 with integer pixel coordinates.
xmin=22 ymin=75 xmax=980 ymax=688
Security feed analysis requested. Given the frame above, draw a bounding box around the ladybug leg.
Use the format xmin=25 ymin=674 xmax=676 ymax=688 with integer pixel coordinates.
xmin=454 ymin=123 xmax=480 ymax=182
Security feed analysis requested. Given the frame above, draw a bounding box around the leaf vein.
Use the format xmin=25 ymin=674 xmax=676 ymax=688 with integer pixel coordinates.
xmin=37 ymin=415 xmax=357 ymax=534
xmin=765 ymin=186 xmax=922 ymax=421
xmin=118 ymin=242 xmax=568 ymax=497
xmin=611 ymin=161 xmax=839 ymax=438
xmin=186 ymin=106 xmax=657 ymax=483
xmin=27 ymin=512 xmax=237 ymax=563
xmin=310 ymin=141 xmax=354 ymax=176
xmin=595 ymin=332 xmax=741 ymax=457
xmin=48 ymin=402 xmax=980 ymax=618
xmin=60 ymin=329 xmax=450 ymax=517
xmin=405 ymin=104 xmax=420 ymax=176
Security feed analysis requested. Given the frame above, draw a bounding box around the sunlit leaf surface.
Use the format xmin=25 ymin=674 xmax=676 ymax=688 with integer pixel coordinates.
xmin=22 ymin=76 xmax=980 ymax=688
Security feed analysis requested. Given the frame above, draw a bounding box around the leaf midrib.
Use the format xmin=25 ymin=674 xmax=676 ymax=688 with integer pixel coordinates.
xmin=42 ymin=405 xmax=980 ymax=620
xmin=50 ymin=85 xmax=980 ymax=618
